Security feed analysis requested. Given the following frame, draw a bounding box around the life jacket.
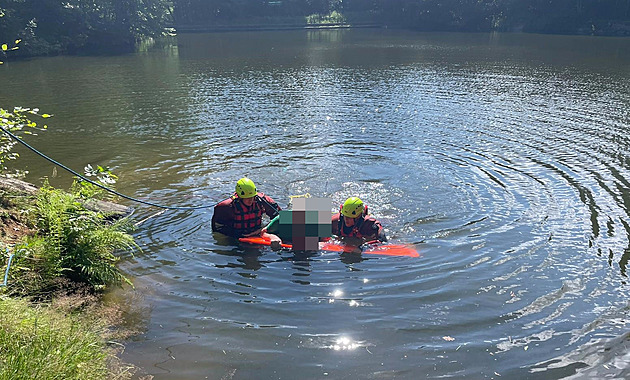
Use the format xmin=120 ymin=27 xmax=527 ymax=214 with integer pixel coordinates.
xmin=337 ymin=204 xmax=376 ymax=238
xmin=231 ymin=194 xmax=264 ymax=235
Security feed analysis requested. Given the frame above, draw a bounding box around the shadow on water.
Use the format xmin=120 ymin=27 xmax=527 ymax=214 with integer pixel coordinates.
xmin=211 ymin=233 xmax=270 ymax=272
xmin=3 ymin=29 xmax=630 ymax=379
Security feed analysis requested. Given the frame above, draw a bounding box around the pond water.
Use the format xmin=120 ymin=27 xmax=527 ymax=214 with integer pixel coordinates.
xmin=1 ymin=29 xmax=629 ymax=379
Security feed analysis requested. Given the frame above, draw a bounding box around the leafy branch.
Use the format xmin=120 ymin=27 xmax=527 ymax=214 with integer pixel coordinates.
xmin=0 ymin=107 xmax=52 ymax=171
xmin=0 ymin=39 xmax=21 ymax=65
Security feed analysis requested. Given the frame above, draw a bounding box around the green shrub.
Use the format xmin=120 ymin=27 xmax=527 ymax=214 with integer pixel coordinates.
xmin=9 ymin=180 xmax=137 ymax=295
xmin=306 ymin=11 xmax=347 ymax=25
xmin=73 ymin=164 xmax=119 ymax=201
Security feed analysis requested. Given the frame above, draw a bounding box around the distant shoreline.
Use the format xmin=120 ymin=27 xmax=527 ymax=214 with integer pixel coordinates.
xmin=171 ymin=22 xmax=630 ymax=37
xmin=171 ymin=23 xmax=383 ymax=33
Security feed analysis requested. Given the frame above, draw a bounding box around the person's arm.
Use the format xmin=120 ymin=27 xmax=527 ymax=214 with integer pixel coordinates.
xmin=362 ymin=218 xmax=387 ymax=242
xmin=260 ymin=215 xmax=282 ymax=248
xmin=258 ymin=193 xmax=281 ymax=218
xmin=331 ymin=213 xmax=341 ymax=236
xmin=374 ymin=221 xmax=387 ymax=242
xmin=263 ymin=215 xmax=280 ymax=234
xmin=212 ymin=200 xmax=235 ymax=236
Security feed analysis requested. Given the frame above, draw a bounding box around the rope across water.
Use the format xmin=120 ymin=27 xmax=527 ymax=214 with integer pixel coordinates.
xmin=0 ymin=126 xmax=218 ymax=210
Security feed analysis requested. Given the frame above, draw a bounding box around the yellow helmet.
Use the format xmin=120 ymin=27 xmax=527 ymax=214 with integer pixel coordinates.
xmin=235 ymin=177 xmax=257 ymax=198
xmin=341 ymin=197 xmax=365 ymax=218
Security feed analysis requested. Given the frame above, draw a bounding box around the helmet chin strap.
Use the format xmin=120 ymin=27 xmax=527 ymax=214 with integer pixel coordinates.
xmin=256 ymin=194 xmax=280 ymax=218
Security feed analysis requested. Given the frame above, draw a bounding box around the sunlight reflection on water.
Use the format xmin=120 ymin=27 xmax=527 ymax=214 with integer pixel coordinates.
xmin=2 ymin=29 xmax=629 ymax=380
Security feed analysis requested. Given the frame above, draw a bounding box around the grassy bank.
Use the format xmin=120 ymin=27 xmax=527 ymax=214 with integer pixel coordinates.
xmin=0 ymin=178 xmax=141 ymax=379
xmin=0 ymin=297 xmax=108 ymax=379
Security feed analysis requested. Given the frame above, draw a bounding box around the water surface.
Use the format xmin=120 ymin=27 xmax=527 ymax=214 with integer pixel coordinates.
xmin=1 ymin=30 xmax=629 ymax=379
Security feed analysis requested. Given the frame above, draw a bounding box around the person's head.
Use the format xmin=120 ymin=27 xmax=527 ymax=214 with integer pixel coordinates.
xmin=235 ymin=177 xmax=257 ymax=206
xmin=341 ymin=197 xmax=365 ymax=227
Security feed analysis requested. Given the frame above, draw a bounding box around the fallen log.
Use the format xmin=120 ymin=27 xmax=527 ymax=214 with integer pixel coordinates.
xmin=0 ymin=177 xmax=133 ymax=218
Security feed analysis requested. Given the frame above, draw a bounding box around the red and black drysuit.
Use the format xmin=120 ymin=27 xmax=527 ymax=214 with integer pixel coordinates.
xmin=212 ymin=193 xmax=280 ymax=238
xmin=331 ymin=208 xmax=387 ymax=242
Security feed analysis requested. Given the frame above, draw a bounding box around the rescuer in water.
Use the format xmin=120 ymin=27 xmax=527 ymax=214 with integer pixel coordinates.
xmin=212 ymin=177 xmax=282 ymax=246
xmin=331 ymin=197 xmax=387 ymax=243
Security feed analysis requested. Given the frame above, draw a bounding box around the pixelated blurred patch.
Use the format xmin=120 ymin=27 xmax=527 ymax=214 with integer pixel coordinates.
xmin=318 ymin=210 xmax=332 ymax=224
xmin=279 ymin=210 xmax=293 ymax=224
xmin=292 ymin=223 xmax=306 ymax=237
xmin=293 ymin=238 xmax=305 ymax=250
xmin=293 ymin=236 xmax=319 ymax=251
xmin=306 ymin=197 xmax=332 ymax=212
xmin=292 ymin=197 xmax=307 ymax=210
xmin=293 ymin=211 xmax=306 ymax=224
xmin=318 ymin=223 xmax=332 ymax=237
xmin=279 ymin=223 xmax=292 ymax=239
xmin=304 ymin=236 xmax=319 ymax=250
xmin=305 ymin=224 xmax=319 ymax=236
xmin=305 ymin=210 xmax=318 ymax=224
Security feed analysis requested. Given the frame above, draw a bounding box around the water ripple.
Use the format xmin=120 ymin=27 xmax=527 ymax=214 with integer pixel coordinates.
xmin=3 ymin=31 xmax=629 ymax=379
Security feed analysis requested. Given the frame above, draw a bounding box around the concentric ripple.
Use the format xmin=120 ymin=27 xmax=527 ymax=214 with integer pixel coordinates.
xmin=1 ymin=30 xmax=629 ymax=379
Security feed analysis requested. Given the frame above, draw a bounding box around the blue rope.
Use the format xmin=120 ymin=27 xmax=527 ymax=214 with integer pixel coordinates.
xmin=1 ymin=249 xmax=15 ymax=287
xmin=1 ymin=126 xmax=218 ymax=210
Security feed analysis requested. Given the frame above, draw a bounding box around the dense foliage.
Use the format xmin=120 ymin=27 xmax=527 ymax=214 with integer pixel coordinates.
xmin=360 ymin=0 xmax=630 ymax=35
xmin=1 ymin=0 xmax=628 ymax=59
xmin=306 ymin=10 xmax=346 ymax=25
xmin=0 ymin=0 xmax=173 ymax=57
xmin=171 ymin=0 xmax=630 ymax=35
xmin=172 ymin=0 xmax=341 ymax=26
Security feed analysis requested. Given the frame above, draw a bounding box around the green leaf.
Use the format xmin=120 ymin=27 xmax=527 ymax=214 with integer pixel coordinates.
xmin=42 ymin=114 xmax=52 ymax=118
xmin=1 ymin=44 xmax=7 ymax=51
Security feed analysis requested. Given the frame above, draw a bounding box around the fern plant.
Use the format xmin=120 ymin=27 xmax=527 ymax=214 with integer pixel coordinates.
xmin=11 ymin=179 xmax=137 ymax=294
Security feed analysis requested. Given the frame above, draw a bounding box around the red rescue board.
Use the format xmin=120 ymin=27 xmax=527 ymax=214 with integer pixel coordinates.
xmin=239 ymin=237 xmax=420 ymax=257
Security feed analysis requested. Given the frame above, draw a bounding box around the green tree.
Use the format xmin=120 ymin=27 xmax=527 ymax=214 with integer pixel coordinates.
xmin=0 ymin=0 xmax=173 ymax=56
